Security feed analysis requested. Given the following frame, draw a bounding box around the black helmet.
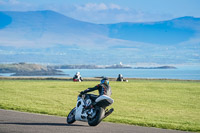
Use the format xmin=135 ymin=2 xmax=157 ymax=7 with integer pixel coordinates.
xmin=100 ymin=77 xmax=109 ymax=86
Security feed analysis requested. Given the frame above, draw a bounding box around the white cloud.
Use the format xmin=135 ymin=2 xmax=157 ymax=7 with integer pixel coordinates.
xmin=62 ymin=3 xmax=173 ymax=24
xmin=0 ymin=0 xmax=33 ymax=11
xmin=110 ymin=4 xmax=121 ymax=10
xmin=75 ymin=3 xmax=124 ymax=11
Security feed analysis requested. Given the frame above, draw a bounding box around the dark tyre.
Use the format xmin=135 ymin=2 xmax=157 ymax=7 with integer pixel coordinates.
xmin=67 ymin=107 xmax=76 ymax=124
xmin=88 ymin=107 xmax=105 ymax=126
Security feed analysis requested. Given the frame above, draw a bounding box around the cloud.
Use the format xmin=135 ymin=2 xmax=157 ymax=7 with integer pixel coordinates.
xmin=75 ymin=3 xmax=123 ymax=11
xmin=0 ymin=0 xmax=33 ymax=11
xmin=110 ymin=4 xmax=121 ymax=10
xmin=76 ymin=3 xmax=108 ymax=11
xmin=61 ymin=3 xmax=173 ymax=24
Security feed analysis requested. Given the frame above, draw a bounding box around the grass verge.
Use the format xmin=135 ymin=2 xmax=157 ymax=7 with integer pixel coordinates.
xmin=0 ymin=79 xmax=199 ymax=132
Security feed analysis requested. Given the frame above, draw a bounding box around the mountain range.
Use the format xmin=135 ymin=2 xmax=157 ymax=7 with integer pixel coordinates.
xmin=0 ymin=10 xmax=200 ymax=65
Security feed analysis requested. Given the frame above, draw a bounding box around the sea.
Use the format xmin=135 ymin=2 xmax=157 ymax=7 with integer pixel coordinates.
xmin=1 ymin=66 xmax=200 ymax=80
xmin=58 ymin=66 xmax=200 ymax=80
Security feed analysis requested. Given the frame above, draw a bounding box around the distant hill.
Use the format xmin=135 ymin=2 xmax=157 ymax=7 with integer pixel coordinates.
xmin=107 ymin=16 xmax=200 ymax=45
xmin=0 ymin=63 xmax=64 ymax=76
xmin=0 ymin=10 xmax=200 ymax=65
xmin=134 ymin=66 xmax=177 ymax=69
xmin=0 ymin=10 xmax=108 ymax=48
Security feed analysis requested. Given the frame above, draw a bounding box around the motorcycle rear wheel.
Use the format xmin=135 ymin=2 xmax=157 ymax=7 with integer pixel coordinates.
xmin=67 ymin=107 xmax=76 ymax=124
xmin=88 ymin=106 xmax=105 ymax=126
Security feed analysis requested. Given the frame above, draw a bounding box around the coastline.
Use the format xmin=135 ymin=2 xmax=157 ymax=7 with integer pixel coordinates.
xmin=1 ymin=63 xmax=199 ymax=80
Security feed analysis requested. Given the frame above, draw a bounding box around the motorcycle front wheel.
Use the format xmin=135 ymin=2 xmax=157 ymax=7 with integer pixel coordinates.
xmin=67 ymin=107 xmax=76 ymax=124
xmin=88 ymin=106 xmax=105 ymax=126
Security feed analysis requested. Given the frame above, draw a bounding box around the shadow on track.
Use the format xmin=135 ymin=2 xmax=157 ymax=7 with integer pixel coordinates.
xmin=0 ymin=122 xmax=87 ymax=127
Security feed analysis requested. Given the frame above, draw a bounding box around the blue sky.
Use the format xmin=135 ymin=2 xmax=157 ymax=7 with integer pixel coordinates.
xmin=0 ymin=0 xmax=200 ymax=23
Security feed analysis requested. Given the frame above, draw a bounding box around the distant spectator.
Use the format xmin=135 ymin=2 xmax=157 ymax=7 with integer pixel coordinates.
xmin=116 ymin=74 xmax=128 ymax=82
xmin=73 ymin=72 xmax=83 ymax=82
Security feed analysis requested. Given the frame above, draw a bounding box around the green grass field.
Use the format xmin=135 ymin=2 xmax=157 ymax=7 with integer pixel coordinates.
xmin=0 ymin=79 xmax=200 ymax=132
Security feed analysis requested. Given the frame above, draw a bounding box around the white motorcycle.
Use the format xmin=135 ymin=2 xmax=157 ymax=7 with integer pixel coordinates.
xmin=67 ymin=94 xmax=114 ymax=126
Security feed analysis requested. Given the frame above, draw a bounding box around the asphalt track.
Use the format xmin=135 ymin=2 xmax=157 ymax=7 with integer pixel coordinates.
xmin=0 ymin=109 xmax=191 ymax=133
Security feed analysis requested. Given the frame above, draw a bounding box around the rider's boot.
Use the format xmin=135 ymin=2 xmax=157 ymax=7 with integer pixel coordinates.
xmin=104 ymin=108 xmax=114 ymax=118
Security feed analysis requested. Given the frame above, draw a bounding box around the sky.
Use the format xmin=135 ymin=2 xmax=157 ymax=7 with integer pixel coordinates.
xmin=0 ymin=0 xmax=200 ymax=23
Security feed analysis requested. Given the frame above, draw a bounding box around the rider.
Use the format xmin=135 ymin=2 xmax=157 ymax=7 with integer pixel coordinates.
xmin=80 ymin=77 xmax=113 ymax=116
xmin=80 ymin=77 xmax=112 ymax=99
xmin=116 ymin=74 xmax=128 ymax=82
xmin=116 ymin=74 xmax=123 ymax=81
xmin=73 ymin=72 xmax=83 ymax=82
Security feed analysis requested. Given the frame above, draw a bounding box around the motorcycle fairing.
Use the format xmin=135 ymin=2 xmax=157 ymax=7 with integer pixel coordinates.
xmin=75 ymin=97 xmax=88 ymax=122
xmin=95 ymin=95 xmax=114 ymax=108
